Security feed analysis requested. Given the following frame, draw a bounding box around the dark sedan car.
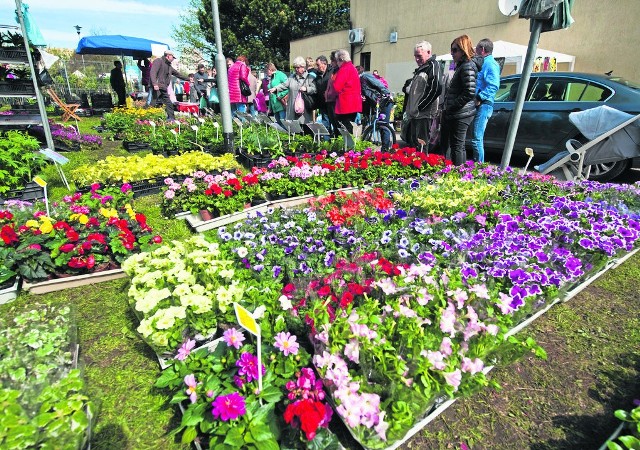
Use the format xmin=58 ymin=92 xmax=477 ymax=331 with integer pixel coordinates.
xmin=470 ymin=72 xmax=640 ymax=181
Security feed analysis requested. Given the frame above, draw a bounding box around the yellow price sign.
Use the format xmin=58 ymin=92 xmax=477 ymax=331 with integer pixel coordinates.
xmin=233 ymin=303 xmax=260 ymax=337
xmin=33 ymin=176 xmax=47 ymax=187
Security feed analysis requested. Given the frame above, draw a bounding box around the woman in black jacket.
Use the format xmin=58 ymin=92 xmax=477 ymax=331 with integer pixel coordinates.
xmin=441 ymin=35 xmax=480 ymax=165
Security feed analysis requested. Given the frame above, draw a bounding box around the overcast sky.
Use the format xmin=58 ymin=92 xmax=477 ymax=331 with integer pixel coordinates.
xmin=2 ymin=0 xmax=192 ymax=51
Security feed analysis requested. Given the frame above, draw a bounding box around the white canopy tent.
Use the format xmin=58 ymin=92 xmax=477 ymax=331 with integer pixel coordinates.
xmin=436 ymin=40 xmax=576 ymax=73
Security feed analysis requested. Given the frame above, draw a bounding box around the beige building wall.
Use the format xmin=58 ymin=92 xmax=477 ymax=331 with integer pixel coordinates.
xmin=291 ymin=0 xmax=638 ymax=93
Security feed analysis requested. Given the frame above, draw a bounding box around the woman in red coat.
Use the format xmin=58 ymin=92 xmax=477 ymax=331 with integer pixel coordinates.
xmin=331 ymin=49 xmax=362 ymax=133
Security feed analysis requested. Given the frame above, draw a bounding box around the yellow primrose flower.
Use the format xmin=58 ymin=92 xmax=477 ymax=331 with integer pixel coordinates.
xmin=100 ymin=207 xmax=118 ymax=218
xmin=39 ymin=221 xmax=53 ymax=234
xmin=78 ymin=214 xmax=89 ymax=225
xmin=125 ymin=204 xmax=135 ymax=219
xmin=25 ymin=219 xmax=39 ymax=228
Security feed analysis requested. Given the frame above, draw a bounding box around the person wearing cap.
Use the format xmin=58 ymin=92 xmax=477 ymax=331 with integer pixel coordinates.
xmin=150 ymin=50 xmax=188 ymax=120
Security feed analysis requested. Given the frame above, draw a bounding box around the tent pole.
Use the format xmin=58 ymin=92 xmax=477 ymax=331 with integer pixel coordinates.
xmin=500 ymin=19 xmax=543 ymax=170
xmin=14 ymin=0 xmax=55 ymax=152
xmin=211 ymin=0 xmax=234 ymax=153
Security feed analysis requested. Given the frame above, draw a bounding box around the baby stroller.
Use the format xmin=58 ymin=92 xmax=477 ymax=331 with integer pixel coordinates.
xmin=535 ymin=105 xmax=640 ymax=181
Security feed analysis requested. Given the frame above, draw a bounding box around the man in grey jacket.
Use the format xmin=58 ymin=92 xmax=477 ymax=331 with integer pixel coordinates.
xmin=401 ymin=41 xmax=442 ymax=149
xmin=150 ymin=50 xmax=188 ymax=120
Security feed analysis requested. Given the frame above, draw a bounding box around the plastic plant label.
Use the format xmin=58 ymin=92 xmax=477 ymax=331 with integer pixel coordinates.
xmin=234 ymin=302 xmax=260 ymax=336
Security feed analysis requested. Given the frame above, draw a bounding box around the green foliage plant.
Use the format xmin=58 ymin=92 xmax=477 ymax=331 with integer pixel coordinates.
xmin=0 ymin=305 xmax=95 ymax=450
xmin=607 ymin=402 xmax=640 ymax=450
xmin=0 ymin=131 xmax=48 ymax=194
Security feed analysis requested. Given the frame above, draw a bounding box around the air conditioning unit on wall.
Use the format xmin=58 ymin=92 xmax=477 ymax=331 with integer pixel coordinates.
xmin=348 ymin=28 xmax=365 ymax=44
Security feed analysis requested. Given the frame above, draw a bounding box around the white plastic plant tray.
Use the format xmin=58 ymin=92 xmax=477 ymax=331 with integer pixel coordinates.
xmin=22 ymin=269 xmax=127 ymax=295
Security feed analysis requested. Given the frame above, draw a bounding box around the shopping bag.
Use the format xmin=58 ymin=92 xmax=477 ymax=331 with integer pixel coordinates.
xmin=294 ymin=91 xmax=305 ymax=114
xmin=254 ymin=91 xmax=267 ymax=113
xmin=199 ymin=95 xmax=207 ymax=109
xmin=209 ymin=87 xmax=219 ymax=104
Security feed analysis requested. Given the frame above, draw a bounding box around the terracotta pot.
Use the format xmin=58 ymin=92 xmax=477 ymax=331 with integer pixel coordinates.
xmin=199 ymin=209 xmax=214 ymax=221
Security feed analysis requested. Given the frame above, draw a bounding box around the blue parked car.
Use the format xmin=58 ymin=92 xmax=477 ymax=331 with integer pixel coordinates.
xmin=470 ymin=72 xmax=640 ymax=181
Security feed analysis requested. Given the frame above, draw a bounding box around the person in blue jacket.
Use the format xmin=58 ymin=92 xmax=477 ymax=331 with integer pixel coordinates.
xmin=471 ymin=38 xmax=501 ymax=163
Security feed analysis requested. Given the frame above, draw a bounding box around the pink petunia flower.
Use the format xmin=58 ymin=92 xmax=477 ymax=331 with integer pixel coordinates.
xmin=443 ymin=369 xmax=462 ymax=391
xmin=223 ymin=328 xmax=245 ymax=349
xmin=184 ymin=374 xmax=198 ymax=403
xmin=274 ymin=331 xmax=299 ymax=356
xmin=176 ymin=339 xmax=196 ymax=361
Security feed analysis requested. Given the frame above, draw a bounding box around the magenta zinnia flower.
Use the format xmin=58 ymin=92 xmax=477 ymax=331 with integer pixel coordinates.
xmin=211 ymin=392 xmax=246 ymax=421
xmin=236 ymin=352 xmax=265 ymax=383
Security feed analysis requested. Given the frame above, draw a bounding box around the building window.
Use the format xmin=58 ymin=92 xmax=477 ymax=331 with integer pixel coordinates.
xmin=360 ymin=52 xmax=370 ymax=71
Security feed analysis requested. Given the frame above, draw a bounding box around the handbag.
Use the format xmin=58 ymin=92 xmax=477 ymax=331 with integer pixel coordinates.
xmin=36 ymin=68 xmax=53 ymax=87
xmin=302 ymin=91 xmax=316 ymax=111
xmin=208 ymin=87 xmax=219 ymax=104
xmin=294 ymin=91 xmax=305 ymax=114
xmin=239 ymin=79 xmax=252 ymax=97
xmin=254 ymin=91 xmax=267 ymax=113
xmin=278 ymin=93 xmax=289 ymax=108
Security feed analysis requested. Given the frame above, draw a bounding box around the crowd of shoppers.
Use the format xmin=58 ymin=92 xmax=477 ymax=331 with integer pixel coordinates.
xmin=127 ymin=35 xmax=499 ymax=164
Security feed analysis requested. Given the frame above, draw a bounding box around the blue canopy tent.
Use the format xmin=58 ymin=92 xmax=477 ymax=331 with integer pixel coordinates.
xmin=75 ymin=35 xmax=169 ymax=59
xmin=75 ymin=34 xmax=170 ymax=94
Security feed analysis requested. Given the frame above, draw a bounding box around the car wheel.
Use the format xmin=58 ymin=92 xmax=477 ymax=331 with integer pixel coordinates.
xmin=585 ymin=159 xmax=630 ymax=182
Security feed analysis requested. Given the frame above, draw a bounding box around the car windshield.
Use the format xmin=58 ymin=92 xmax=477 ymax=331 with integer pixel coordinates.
xmin=608 ymin=77 xmax=639 ymax=90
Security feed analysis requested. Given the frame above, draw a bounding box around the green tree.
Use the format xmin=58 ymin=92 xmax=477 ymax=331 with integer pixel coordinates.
xmin=174 ymin=0 xmax=349 ymax=70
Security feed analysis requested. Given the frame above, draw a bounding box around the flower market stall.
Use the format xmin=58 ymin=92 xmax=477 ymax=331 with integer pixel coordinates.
xmin=1 ymin=127 xmax=639 ymax=449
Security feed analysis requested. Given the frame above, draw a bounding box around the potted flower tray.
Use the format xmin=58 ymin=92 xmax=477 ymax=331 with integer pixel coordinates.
xmin=123 ymin=141 xmax=150 ymax=152
xmin=2 ymin=181 xmax=45 ymax=202
xmin=333 ymin=246 xmax=640 ymax=450
xmin=0 ymin=277 xmax=20 ymax=304
xmin=185 ymin=202 xmax=275 ymax=233
xmin=558 ymin=246 xmax=639 ymax=303
xmin=0 ymin=47 xmax=28 ymax=62
xmin=185 ymin=194 xmax=315 ymax=234
xmin=22 ymin=268 xmax=127 ymax=295
xmin=0 ymin=80 xmax=36 ymax=95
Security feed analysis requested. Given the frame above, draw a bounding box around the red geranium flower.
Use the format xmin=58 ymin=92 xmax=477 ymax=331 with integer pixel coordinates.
xmin=1 ymin=225 xmax=18 ymax=245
